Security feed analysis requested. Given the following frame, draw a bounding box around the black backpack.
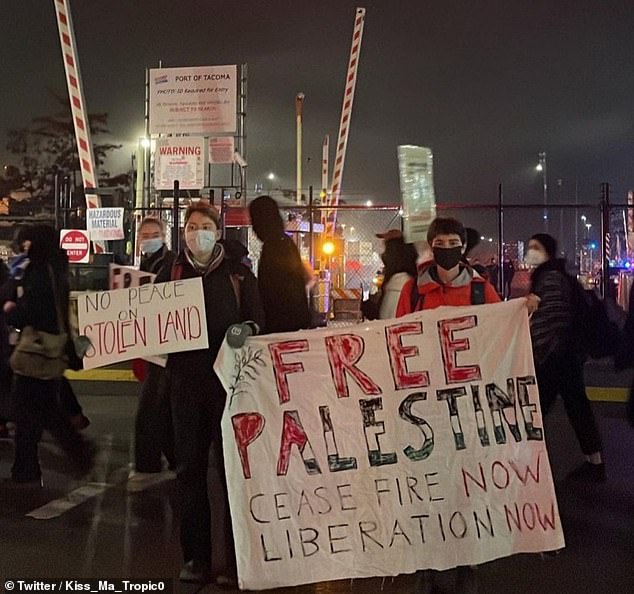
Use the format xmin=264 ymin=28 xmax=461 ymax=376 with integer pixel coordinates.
xmin=410 ymin=280 xmax=485 ymax=312
xmin=567 ymin=276 xmax=621 ymax=359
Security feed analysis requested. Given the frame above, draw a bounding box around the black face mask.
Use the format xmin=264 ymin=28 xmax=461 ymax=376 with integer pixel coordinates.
xmin=433 ymin=246 xmax=463 ymax=271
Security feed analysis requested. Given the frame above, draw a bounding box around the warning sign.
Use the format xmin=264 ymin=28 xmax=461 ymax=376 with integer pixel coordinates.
xmin=60 ymin=229 xmax=90 ymax=264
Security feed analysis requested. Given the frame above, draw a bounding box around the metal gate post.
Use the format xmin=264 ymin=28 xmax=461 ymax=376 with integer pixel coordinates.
xmin=600 ymin=182 xmax=610 ymax=298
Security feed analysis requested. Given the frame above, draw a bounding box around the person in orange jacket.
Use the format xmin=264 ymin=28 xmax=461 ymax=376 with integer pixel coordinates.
xmin=396 ymin=217 xmax=500 ymax=315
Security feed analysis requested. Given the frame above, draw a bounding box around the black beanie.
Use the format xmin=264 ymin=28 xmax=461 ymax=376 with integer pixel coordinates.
xmin=531 ymin=233 xmax=557 ymax=259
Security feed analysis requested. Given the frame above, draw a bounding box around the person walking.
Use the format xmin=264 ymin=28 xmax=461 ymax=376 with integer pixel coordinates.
xmin=155 ymin=202 xmax=264 ymax=586
xmin=4 ymin=225 xmax=95 ymax=483
xmin=527 ymin=233 xmax=605 ymax=482
xmin=503 ymin=258 xmax=515 ymax=299
xmin=248 ymin=195 xmax=311 ymax=333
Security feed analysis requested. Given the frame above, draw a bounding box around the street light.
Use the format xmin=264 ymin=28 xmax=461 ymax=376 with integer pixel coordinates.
xmin=537 ymin=152 xmax=547 ymax=230
xmin=365 ymin=200 xmax=373 ymax=207
xmin=267 ymin=172 xmax=276 ymax=181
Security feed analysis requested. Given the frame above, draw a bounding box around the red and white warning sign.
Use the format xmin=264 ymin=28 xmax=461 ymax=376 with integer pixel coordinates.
xmin=60 ymin=229 xmax=90 ymax=264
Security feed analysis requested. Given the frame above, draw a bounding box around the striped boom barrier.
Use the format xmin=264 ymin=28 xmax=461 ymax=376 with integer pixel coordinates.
xmin=321 ymin=134 xmax=329 ymax=199
xmin=323 ymin=7 xmax=366 ymax=235
xmin=53 ymin=0 xmax=104 ymax=252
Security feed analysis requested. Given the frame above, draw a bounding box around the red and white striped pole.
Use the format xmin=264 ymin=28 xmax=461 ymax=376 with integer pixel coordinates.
xmin=53 ymin=0 xmax=104 ymax=252
xmin=324 ymin=7 xmax=366 ymax=236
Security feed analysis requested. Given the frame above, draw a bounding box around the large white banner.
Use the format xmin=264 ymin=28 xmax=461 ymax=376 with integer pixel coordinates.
xmin=215 ymin=300 xmax=565 ymax=590
xmin=149 ymin=65 xmax=237 ymax=135
xmin=155 ymin=137 xmax=206 ymax=190
xmin=77 ymin=278 xmax=208 ymax=369
xmin=398 ymin=145 xmax=437 ymax=243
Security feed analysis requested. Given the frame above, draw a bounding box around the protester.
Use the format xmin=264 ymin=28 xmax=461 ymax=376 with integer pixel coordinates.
xmin=155 ymin=202 xmax=264 ymax=586
xmin=503 ymin=258 xmax=515 ymax=299
xmin=363 ymin=229 xmax=418 ymax=319
xmin=248 ymin=195 xmax=311 ymax=333
xmin=395 ymin=217 xmax=500 ymax=593
xmin=139 ymin=217 xmax=176 ymax=275
xmin=4 ymin=225 xmax=95 ymax=483
xmin=132 ymin=217 xmax=176 ymax=477
xmin=486 ymin=256 xmax=499 ymax=289
xmin=396 ymin=217 xmax=501 ymax=316
xmin=527 ymin=233 xmax=605 ymax=482
xmin=0 ymin=259 xmax=12 ymax=439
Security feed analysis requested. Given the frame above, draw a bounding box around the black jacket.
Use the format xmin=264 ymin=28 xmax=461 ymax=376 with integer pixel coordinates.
xmin=530 ymin=259 xmax=574 ymax=366
xmin=258 ymin=235 xmax=310 ymax=333
xmin=7 ymin=257 xmax=70 ymax=335
xmin=155 ymin=251 xmax=265 ymax=366
xmin=140 ymin=245 xmax=176 ymax=276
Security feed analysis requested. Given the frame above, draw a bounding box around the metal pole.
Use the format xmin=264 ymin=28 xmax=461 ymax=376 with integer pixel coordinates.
xmin=296 ymin=93 xmax=305 ymax=205
xmin=600 ymin=182 xmax=610 ymax=298
xmin=54 ymin=172 xmax=60 ymax=231
xmin=238 ymin=63 xmax=248 ymax=205
xmin=309 ymin=185 xmax=314 ymax=266
xmin=497 ymin=183 xmax=504 ymax=296
xmin=144 ymin=68 xmax=151 ymax=207
xmin=172 ymin=180 xmax=180 ymax=254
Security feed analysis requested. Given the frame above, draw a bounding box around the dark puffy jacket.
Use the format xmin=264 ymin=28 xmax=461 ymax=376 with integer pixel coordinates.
xmin=529 ymin=259 xmax=575 ymax=366
xmin=140 ymin=245 xmax=176 ymax=276
xmin=257 ymin=235 xmax=310 ymax=334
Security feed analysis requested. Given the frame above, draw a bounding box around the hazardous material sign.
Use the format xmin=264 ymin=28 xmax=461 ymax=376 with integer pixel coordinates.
xmin=86 ymin=208 xmax=125 ymax=241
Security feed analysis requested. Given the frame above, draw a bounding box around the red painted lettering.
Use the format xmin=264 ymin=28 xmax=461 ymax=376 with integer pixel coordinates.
xmin=386 ymin=322 xmax=429 ymax=390
xmin=268 ymin=340 xmax=309 ymax=404
xmin=325 ymin=334 xmax=382 ymax=399
xmin=232 ymin=413 xmax=265 ymax=479
xmin=438 ymin=316 xmax=481 ymax=384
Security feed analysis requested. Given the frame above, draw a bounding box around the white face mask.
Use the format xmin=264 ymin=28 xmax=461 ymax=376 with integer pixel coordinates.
xmin=186 ymin=229 xmax=216 ymax=256
xmin=140 ymin=238 xmax=163 ymax=255
xmin=526 ymin=248 xmax=547 ymax=268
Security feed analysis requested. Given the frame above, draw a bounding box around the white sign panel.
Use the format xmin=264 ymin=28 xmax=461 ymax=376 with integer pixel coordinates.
xmin=215 ymin=300 xmax=565 ymax=590
xmin=156 ymin=137 xmax=205 ymax=190
xmin=86 ymin=208 xmax=124 ymax=241
xmin=149 ymin=65 xmax=237 ymax=135
xmin=109 ymin=265 xmax=155 ymax=290
xmin=398 ymin=145 xmax=437 ymax=243
xmin=209 ymin=136 xmax=235 ymax=164
xmin=77 ymin=278 xmax=208 ymax=369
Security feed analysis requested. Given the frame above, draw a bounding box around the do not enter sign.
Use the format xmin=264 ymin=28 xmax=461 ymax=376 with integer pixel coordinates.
xmin=60 ymin=229 xmax=90 ymax=264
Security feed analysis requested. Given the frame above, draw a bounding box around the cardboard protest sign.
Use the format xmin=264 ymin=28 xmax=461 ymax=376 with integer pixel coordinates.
xmin=398 ymin=145 xmax=437 ymax=243
xmin=77 ymin=278 xmax=208 ymax=369
xmin=214 ymin=299 xmax=565 ymax=591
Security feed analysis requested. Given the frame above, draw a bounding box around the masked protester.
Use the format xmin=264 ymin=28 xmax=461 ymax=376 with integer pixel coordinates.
xmin=138 ymin=217 xmax=176 ymax=275
xmin=131 ymin=218 xmax=177 ymax=480
xmin=395 ymin=217 xmax=499 ymax=594
xmin=527 ymin=233 xmax=605 ymax=482
xmin=396 ymin=217 xmax=500 ymax=316
xmin=154 ymin=202 xmax=264 ymax=587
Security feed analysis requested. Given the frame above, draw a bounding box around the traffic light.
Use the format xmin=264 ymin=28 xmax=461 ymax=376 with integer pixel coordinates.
xmin=320 ymin=237 xmax=343 ymax=257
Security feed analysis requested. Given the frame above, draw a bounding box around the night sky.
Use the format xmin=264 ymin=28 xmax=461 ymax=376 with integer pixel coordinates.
xmin=2 ymin=0 xmax=634 ymax=221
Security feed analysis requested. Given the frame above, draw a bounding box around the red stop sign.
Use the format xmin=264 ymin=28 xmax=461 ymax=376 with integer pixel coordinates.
xmin=60 ymin=229 xmax=90 ymax=264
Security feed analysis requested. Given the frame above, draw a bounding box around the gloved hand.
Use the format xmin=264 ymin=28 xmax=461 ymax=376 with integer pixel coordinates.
xmin=226 ymin=322 xmax=256 ymax=349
